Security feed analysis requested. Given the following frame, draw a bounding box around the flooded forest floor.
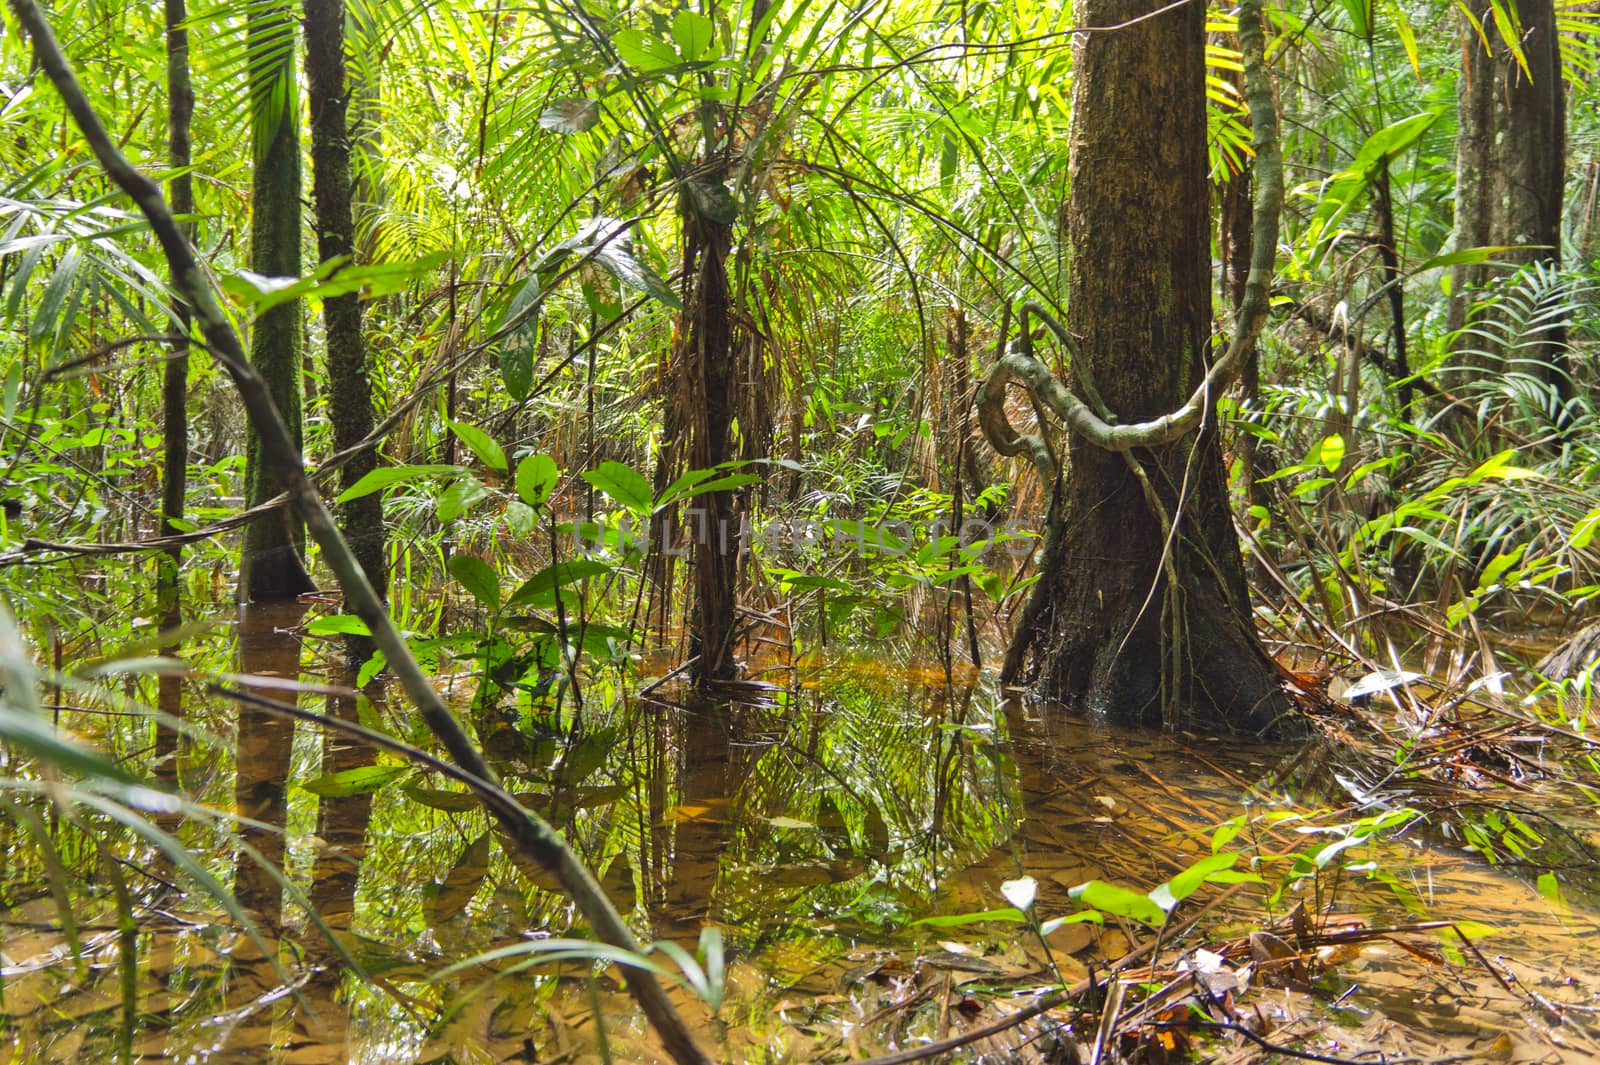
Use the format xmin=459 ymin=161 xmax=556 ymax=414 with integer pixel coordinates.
xmin=5 ymin=598 xmax=1600 ymax=1064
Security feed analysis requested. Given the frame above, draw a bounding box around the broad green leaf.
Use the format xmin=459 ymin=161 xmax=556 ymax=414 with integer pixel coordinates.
xmin=1306 ymin=112 xmax=1439 ymax=268
xmin=582 ymin=460 xmax=653 ymax=513
xmin=31 ymin=246 xmax=79 ymax=346
xmin=1350 ymin=111 xmax=1440 ymax=174
xmin=671 ymin=11 xmax=715 ymax=60
xmin=577 ymin=218 xmax=681 ymax=309
xmin=499 ymin=284 xmax=538 ymax=402
xmin=777 ymin=574 xmax=852 ymax=593
xmin=1313 ymin=833 xmax=1372 ymax=869
xmin=336 ymin=464 xmax=463 ymax=503
xmin=506 ymin=560 xmax=612 ymax=610
xmin=505 ymin=500 xmax=536 ymax=538
xmin=1318 ymin=434 xmax=1346 ymax=473
xmin=1339 ymin=0 xmax=1371 ymax=38
xmin=1471 ymin=450 xmax=1538 ymax=482
xmin=448 ymin=420 xmax=507 ymax=472
xmin=1068 ymin=879 xmax=1166 ymax=926
xmin=1149 ymin=853 xmax=1239 ymax=913
xmin=1571 ymin=508 xmax=1600 ymax=551
xmin=517 ymin=454 xmax=560 ymax=507
xmin=1450 ymin=920 xmax=1498 ymax=941
xmin=613 ymin=28 xmax=681 ymax=71
xmin=307 ymin=614 xmax=372 ymax=637
xmin=1476 ymin=545 xmax=1526 ymax=591
xmin=659 ymin=472 xmax=760 ymax=508
xmin=448 ymin=554 xmax=501 ymax=612
xmin=437 ymin=476 xmax=490 ymax=522
xmin=698 ymin=927 xmax=725 ymax=1012
xmin=357 ymin=650 xmax=387 ymax=687
xmin=538 ymin=98 xmax=600 ymax=133
xmin=1384 ymin=0 xmax=1420 ymax=77
xmin=300 ymin=763 xmax=407 ymax=798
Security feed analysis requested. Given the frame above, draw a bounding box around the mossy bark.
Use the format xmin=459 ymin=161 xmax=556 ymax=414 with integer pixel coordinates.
xmin=239 ymin=0 xmax=315 ymax=601
xmin=1020 ymin=0 xmax=1291 ymax=734
xmin=307 ymin=0 xmax=387 ymax=658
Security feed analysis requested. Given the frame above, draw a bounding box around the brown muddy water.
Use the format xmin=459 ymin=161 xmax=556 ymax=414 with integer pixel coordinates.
xmin=3 ymin=603 xmax=1600 ymax=1062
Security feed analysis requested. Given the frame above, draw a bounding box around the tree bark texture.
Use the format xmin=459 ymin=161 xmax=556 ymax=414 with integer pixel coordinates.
xmin=306 ymin=0 xmax=388 ymax=643
xmin=680 ymin=174 xmax=739 ymax=684
xmin=240 ymin=0 xmax=315 ymax=601
xmin=1022 ymin=0 xmax=1290 ymax=733
xmin=1448 ymin=0 xmax=1566 ymax=378
xmin=156 ymin=0 xmax=192 ymax=775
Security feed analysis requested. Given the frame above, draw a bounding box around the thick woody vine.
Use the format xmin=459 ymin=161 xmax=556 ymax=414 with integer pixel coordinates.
xmin=977 ymin=0 xmax=1283 ymax=723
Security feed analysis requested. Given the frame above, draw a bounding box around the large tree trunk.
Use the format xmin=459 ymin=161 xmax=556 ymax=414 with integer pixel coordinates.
xmin=1448 ymin=0 xmax=1567 ymax=383
xmin=680 ymin=173 xmax=739 ymax=684
xmin=1019 ymin=0 xmax=1290 ymax=734
xmin=239 ymin=0 xmax=315 ymax=601
xmin=306 ymin=0 xmax=387 ymax=658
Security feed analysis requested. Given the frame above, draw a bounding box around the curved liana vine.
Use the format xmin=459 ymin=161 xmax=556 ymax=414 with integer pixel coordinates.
xmin=978 ymin=0 xmax=1282 ymax=471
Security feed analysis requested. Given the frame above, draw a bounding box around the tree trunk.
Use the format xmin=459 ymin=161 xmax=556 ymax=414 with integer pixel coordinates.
xmin=1448 ymin=0 xmax=1566 ymax=382
xmin=155 ymin=0 xmax=191 ymax=779
xmin=681 ymin=171 xmax=739 ymax=684
xmin=1019 ymin=0 xmax=1290 ymax=734
xmin=239 ymin=0 xmax=315 ymax=601
xmin=306 ymin=0 xmax=387 ymax=659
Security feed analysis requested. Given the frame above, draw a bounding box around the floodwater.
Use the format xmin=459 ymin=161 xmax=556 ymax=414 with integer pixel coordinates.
xmin=4 ymin=602 xmax=1600 ymax=1062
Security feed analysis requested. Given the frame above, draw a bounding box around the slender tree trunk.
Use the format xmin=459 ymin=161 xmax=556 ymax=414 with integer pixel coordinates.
xmin=239 ymin=0 xmax=315 ymax=601
xmin=306 ymin=0 xmax=387 ymax=659
xmin=1019 ymin=0 xmax=1290 ymax=733
xmin=155 ymin=0 xmax=191 ymax=778
xmin=1448 ymin=0 xmax=1567 ymax=385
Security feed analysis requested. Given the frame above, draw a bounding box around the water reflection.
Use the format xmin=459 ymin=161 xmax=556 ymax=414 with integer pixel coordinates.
xmin=7 ymin=642 xmax=1600 ymax=1062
